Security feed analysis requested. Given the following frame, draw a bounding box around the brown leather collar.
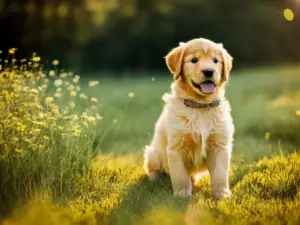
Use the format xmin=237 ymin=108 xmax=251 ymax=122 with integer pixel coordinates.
xmin=184 ymin=99 xmax=221 ymax=108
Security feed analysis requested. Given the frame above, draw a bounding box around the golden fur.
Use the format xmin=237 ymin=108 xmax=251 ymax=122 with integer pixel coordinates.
xmin=144 ymin=38 xmax=234 ymax=199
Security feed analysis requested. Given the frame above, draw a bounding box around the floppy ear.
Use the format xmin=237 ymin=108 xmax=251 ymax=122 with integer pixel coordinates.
xmin=165 ymin=45 xmax=186 ymax=80
xmin=221 ymin=47 xmax=233 ymax=82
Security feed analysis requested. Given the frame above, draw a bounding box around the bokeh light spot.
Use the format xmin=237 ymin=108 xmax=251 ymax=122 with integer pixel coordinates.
xmin=283 ymin=8 xmax=294 ymax=21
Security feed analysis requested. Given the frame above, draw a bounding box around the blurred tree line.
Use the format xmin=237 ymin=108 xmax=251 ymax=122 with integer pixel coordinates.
xmin=0 ymin=0 xmax=299 ymax=74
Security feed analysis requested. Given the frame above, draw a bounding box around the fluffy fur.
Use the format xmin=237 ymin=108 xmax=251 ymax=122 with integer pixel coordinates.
xmin=144 ymin=38 xmax=234 ymax=199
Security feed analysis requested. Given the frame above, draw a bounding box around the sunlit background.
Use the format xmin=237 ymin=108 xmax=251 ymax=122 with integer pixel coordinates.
xmin=1 ymin=1 xmax=300 ymax=225
xmin=0 ymin=0 xmax=300 ymax=72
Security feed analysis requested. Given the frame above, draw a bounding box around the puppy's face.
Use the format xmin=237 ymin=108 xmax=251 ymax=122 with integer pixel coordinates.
xmin=165 ymin=38 xmax=233 ymax=97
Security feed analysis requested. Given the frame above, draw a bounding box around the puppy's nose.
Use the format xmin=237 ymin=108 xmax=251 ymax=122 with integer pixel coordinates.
xmin=202 ymin=69 xmax=214 ymax=78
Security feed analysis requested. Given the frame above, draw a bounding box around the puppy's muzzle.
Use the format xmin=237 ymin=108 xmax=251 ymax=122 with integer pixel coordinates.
xmin=202 ymin=69 xmax=215 ymax=78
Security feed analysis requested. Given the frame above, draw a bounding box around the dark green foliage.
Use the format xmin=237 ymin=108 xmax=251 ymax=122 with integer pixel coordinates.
xmin=2 ymin=0 xmax=300 ymax=72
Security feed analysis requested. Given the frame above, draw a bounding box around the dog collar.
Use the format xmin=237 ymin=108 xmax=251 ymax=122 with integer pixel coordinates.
xmin=184 ymin=99 xmax=221 ymax=108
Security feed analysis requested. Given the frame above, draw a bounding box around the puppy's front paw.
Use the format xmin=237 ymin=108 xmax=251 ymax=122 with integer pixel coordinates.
xmin=148 ymin=171 xmax=160 ymax=181
xmin=174 ymin=189 xmax=192 ymax=198
xmin=212 ymin=188 xmax=232 ymax=201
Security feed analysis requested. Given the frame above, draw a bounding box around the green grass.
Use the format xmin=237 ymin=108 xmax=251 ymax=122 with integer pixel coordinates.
xmin=1 ymin=66 xmax=300 ymax=225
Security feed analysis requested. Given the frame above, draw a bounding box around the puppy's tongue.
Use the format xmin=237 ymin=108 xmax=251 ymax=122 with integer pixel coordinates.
xmin=200 ymin=82 xmax=216 ymax=94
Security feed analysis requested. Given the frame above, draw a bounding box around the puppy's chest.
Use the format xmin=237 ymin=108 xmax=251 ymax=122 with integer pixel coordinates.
xmin=177 ymin=109 xmax=218 ymax=160
xmin=180 ymin=110 xmax=216 ymax=137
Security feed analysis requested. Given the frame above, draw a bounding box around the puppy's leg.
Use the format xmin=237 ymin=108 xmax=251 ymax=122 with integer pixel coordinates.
xmin=207 ymin=148 xmax=232 ymax=200
xmin=167 ymin=149 xmax=192 ymax=198
xmin=144 ymin=145 xmax=161 ymax=181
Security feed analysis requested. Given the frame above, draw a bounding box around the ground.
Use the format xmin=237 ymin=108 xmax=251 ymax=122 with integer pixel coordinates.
xmin=1 ymin=66 xmax=300 ymax=225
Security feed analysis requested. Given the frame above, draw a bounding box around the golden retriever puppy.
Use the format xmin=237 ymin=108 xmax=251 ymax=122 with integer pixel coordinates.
xmin=143 ymin=38 xmax=234 ymax=199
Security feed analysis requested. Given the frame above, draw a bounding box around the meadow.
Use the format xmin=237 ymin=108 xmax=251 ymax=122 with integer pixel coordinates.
xmin=0 ymin=56 xmax=300 ymax=225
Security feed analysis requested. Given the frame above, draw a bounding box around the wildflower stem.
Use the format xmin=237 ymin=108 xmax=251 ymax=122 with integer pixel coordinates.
xmin=113 ymin=98 xmax=132 ymax=142
xmin=96 ymin=123 xmax=114 ymax=152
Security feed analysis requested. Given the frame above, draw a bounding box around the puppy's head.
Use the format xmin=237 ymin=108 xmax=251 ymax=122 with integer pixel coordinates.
xmin=165 ymin=38 xmax=233 ymax=97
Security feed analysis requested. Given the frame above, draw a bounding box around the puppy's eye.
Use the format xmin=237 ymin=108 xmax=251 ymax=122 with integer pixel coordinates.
xmin=191 ymin=57 xmax=198 ymax=64
xmin=213 ymin=57 xmax=218 ymax=63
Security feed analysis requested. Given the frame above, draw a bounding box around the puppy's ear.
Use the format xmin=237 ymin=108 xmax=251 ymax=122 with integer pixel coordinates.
xmin=165 ymin=45 xmax=186 ymax=80
xmin=221 ymin=46 xmax=233 ymax=82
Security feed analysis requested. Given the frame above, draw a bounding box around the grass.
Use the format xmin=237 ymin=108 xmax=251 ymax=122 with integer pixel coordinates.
xmin=0 ymin=57 xmax=300 ymax=225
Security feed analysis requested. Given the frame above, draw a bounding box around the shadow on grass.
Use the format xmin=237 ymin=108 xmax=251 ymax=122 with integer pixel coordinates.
xmin=107 ymin=174 xmax=191 ymax=225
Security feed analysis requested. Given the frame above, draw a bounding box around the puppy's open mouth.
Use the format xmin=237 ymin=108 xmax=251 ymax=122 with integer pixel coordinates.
xmin=192 ymin=80 xmax=216 ymax=94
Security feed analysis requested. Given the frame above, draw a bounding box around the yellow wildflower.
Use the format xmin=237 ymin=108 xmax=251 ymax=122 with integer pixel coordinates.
xmin=30 ymin=88 xmax=38 ymax=94
xmin=296 ymin=110 xmax=300 ymax=116
xmin=54 ymin=79 xmax=63 ymax=87
xmin=22 ymin=87 xmax=30 ymax=92
xmin=91 ymin=97 xmax=98 ymax=103
xmin=45 ymin=97 xmax=54 ymax=103
xmin=49 ymin=70 xmax=56 ymax=76
xmin=52 ymin=59 xmax=59 ymax=66
xmin=88 ymin=81 xmax=99 ymax=87
xmin=39 ymin=113 xmax=45 ymax=119
xmin=72 ymin=124 xmax=81 ymax=136
xmin=44 ymin=136 xmax=49 ymax=141
xmin=67 ymin=84 xmax=75 ymax=91
xmin=30 ymin=128 xmax=41 ymax=135
xmin=70 ymin=91 xmax=77 ymax=97
xmin=38 ymin=84 xmax=47 ymax=91
xmin=113 ymin=119 xmax=118 ymax=124
xmin=39 ymin=72 xmax=46 ymax=78
xmin=60 ymin=72 xmax=68 ymax=78
xmin=63 ymin=109 xmax=69 ymax=115
xmin=56 ymin=113 xmax=63 ymax=119
xmin=80 ymin=93 xmax=88 ymax=99
xmin=54 ymin=92 xmax=62 ymax=98
xmin=16 ymin=122 xmax=26 ymax=132
xmin=81 ymin=112 xmax=87 ymax=120
xmin=56 ymin=88 xmax=62 ymax=92
xmin=69 ymin=102 xmax=76 ymax=109
xmin=265 ymin=132 xmax=271 ymax=141
xmin=15 ymin=148 xmax=24 ymax=153
xmin=87 ymin=116 xmax=96 ymax=124
xmin=128 ymin=92 xmax=134 ymax=98
xmin=73 ymin=77 xmax=80 ymax=83
xmin=32 ymin=56 xmax=41 ymax=62
xmin=73 ymin=75 xmax=80 ymax=80
xmin=72 ymin=115 xmax=79 ymax=121
xmin=95 ymin=113 xmax=103 ymax=120
xmin=75 ymin=86 xmax=81 ymax=92
xmin=57 ymin=126 xmax=64 ymax=131
xmin=9 ymin=48 xmax=17 ymax=54
xmin=0 ymin=139 xmax=4 ymax=145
